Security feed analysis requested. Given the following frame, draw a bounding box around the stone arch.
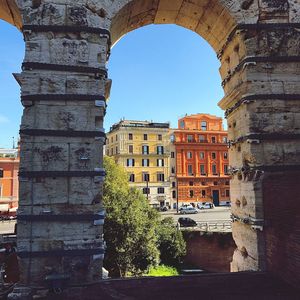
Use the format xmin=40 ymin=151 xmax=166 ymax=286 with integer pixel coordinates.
xmin=108 ymin=0 xmax=261 ymax=274
xmin=108 ymin=0 xmax=300 ymax=287
xmin=0 ymin=0 xmax=22 ymax=29
xmin=8 ymin=0 xmax=300 ymax=295
xmin=110 ymin=0 xmax=237 ymax=52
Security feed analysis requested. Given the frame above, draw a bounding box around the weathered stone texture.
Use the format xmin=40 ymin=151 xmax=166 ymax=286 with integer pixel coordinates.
xmin=0 ymin=0 xmax=299 ymax=293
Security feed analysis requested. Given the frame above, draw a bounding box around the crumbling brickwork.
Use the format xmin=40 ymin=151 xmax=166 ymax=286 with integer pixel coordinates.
xmin=0 ymin=0 xmax=299 ymax=292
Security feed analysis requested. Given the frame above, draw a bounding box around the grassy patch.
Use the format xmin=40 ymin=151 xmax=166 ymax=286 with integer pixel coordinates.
xmin=145 ymin=265 xmax=179 ymax=277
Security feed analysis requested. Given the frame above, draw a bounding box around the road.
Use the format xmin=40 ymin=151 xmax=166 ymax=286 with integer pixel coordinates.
xmin=160 ymin=207 xmax=231 ymax=223
xmin=0 ymin=208 xmax=231 ymax=235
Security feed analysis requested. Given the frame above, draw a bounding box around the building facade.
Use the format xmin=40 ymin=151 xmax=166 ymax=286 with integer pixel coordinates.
xmin=169 ymin=131 xmax=177 ymax=209
xmin=106 ymin=120 xmax=172 ymax=207
xmin=0 ymin=148 xmax=19 ymax=214
xmin=174 ymin=114 xmax=230 ymax=206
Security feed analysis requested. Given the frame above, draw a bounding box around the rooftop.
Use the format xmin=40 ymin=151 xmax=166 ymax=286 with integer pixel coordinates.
xmin=179 ymin=113 xmax=222 ymax=120
xmin=0 ymin=149 xmax=18 ymax=158
xmin=109 ymin=120 xmax=170 ymax=132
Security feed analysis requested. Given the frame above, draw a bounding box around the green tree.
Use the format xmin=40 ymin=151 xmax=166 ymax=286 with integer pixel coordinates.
xmin=103 ymin=156 xmax=160 ymax=277
xmin=156 ymin=217 xmax=186 ymax=267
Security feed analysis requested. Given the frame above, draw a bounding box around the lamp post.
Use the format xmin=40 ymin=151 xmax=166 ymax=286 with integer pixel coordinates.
xmin=176 ymin=179 xmax=179 ymax=213
xmin=146 ymin=178 xmax=149 ymax=201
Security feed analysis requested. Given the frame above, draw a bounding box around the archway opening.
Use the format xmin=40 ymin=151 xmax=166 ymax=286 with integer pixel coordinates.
xmin=104 ymin=0 xmax=238 ymax=277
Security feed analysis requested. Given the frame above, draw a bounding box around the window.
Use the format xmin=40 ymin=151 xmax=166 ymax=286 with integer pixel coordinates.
xmin=106 ymin=150 xmax=109 ymax=156
xmin=116 ymin=135 xmax=118 ymax=141
xmin=211 ymin=136 xmax=216 ymax=143
xmin=187 ymin=152 xmax=193 ymax=159
xmin=129 ymin=174 xmax=135 ymax=182
xmin=212 ymin=165 xmax=217 ymax=175
xmin=200 ymin=152 xmax=205 ymax=159
xmin=180 ymin=120 xmax=185 ymax=129
xmin=225 ymin=181 xmax=230 ymax=186
xmin=188 ymin=165 xmax=193 ymax=176
xmin=224 ymin=165 xmax=229 ymax=175
xmin=201 ymin=190 xmax=206 ymax=197
xmin=189 ymin=190 xmax=194 ymax=198
xmin=187 ymin=135 xmax=193 ymax=142
xmin=223 ymin=136 xmax=228 ymax=144
xmin=171 ymin=167 xmax=175 ymax=174
xmin=157 ymin=159 xmax=164 ymax=167
xmin=158 ymin=134 xmax=162 ymax=141
xmin=144 ymin=134 xmax=148 ymax=141
xmin=200 ymin=164 xmax=206 ymax=175
xmin=142 ymin=159 xmax=150 ymax=167
xmin=157 ymin=173 xmax=165 ymax=182
xmin=143 ymin=187 xmax=150 ymax=194
xmin=198 ymin=135 xmax=205 ymax=142
xmin=129 ymin=133 xmax=133 ymax=140
xmin=142 ymin=145 xmax=149 ymax=155
xmin=171 ymin=152 xmax=175 ymax=158
xmin=142 ymin=173 xmax=150 ymax=182
xmin=129 ymin=145 xmax=133 ymax=153
xmin=127 ymin=159 xmax=135 ymax=167
xmin=224 ymin=152 xmax=228 ymax=159
xmin=211 ymin=152 xmax=216 ymax=159
xmin=201 ymin=121 xmax=207 ymax=131
xmin=158 ymin=187 xmax=165 ymax=194
xmin=226 ymin=190 xmax=230 ymax=197
xmin=172 ymin=182 xmax=176 ymax=188
xmin=172 ymin=191 xmax=176 ymax=198
xmin=157 ymin=146 xmax=164 ymax=155
xmin=111 ymin=148 xmax=114 ymax=155
xmin=111 ymin=137 xmax=113 ymax=143
xmin=189 ymin=181 xmax=193 ymax=186
xmin=115 ymin=146 xmax=118 ymax=154
xmin=201 ymin=181 xmax=206 ymax=186
xmin=170 ymin=135 xmax=175 ymax=142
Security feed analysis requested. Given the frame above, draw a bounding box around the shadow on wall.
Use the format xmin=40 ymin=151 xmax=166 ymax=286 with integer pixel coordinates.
xmin=182 ymin=232 xmax=236 ymax=272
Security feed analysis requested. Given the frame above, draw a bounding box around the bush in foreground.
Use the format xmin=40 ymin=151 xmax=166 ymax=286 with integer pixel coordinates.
xmin=145 ymin=265 xmax=179 ymax=277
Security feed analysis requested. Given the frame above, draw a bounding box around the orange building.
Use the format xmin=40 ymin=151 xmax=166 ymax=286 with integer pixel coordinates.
xmin=174 ymin=114 xmax=230 ymax=206
xmin=0 ymin=149 xmax=19 ymax=214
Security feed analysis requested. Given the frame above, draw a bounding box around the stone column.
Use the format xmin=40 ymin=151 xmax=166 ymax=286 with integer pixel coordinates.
xmin=219 ymin=5 xmax=300 ymax=274
xmin=14 ymin=1 xmax=111 ymax=289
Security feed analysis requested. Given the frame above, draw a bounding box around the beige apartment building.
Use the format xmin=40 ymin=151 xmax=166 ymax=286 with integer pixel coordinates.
xmin=106 ymin=120 xmax=173 ymax=208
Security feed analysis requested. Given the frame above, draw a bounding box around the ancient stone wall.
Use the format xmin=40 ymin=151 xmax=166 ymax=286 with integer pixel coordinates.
xmin=0 ymin=0 xmax=299 ymax=291
xmin=14 ymin=0 xmax=111 ymax=287
xmin=263 ymin=172 xmax=300 ymax=287
xmin=183 ymin=232 xmax=236 ymax=273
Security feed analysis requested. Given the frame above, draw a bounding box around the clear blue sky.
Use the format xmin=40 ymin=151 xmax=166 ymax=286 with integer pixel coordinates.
xmin=0 ymin=21 xmax=224 ymax=148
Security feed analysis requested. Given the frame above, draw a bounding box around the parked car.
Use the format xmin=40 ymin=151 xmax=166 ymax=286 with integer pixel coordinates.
xmin=197 ymin=202 xmax=214 ymax=210
xmin=178 ymin=217 xmax=197 ymax=227
xmin=179 ymin=207 xmax=199 ymax=214
xmin=180 ymin=204 xmax=193 ymax=209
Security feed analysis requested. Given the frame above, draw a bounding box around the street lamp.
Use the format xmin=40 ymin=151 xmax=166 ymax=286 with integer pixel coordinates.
xmin=146 ymin=178 xmax=149 ymax=201
xmin=176 ymin=179 xmax=179 ymax=213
